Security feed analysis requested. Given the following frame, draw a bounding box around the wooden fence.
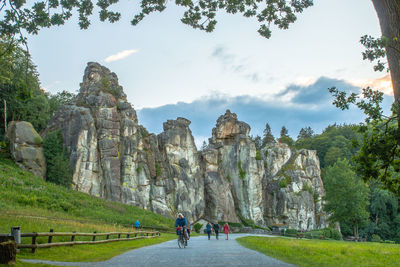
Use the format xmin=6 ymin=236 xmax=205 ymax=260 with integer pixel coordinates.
xmin=1 ymin=230 xmax=160 ymax=253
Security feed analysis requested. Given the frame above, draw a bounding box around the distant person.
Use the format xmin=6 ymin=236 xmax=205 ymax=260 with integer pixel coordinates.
xmin=213 ymin=223 xmax=220 ymax=240
xmin=206 ymin=222 xmax=212 ymax=240
xmin=134 ymin=220 xmax=140 ymax=230
xmin=223 ymin=223 xmax=230 ymax=240
xmin=186 ymin=218 xmax=191 ymax=240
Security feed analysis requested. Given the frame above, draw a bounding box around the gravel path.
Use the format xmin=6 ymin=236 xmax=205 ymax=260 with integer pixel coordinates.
xmin=22 ymin=234 xmax=293 ymax=267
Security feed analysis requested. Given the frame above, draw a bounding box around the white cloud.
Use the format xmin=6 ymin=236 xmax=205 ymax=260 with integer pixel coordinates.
xmin=104 ymin=49 xmax=138 ymax=63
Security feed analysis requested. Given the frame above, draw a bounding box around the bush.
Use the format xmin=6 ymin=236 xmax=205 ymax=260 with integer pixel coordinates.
xmin=193 ymin=223 xmax=203 ymax=233
xmin=284 ymin=229 xmax=298 ymax=236
xmin=279 ymin=179 xmax=288 ymax=188
xmin=255 ymin=150 xmax=261 ymax=160
xmin=331 ymin=229 xmax=342 ymax=240
xmin=371 ymin=234 xmax=382 ymax=243
xmin=384 ymin=240 xmax=395 ymax=244
xmin=43 ymin=130 xmax=73 ymax=188
xmin=238 ymin=161 xmax=246 ymax=180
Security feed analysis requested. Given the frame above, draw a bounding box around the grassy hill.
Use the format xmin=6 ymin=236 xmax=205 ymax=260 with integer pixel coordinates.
xmin=0 ymin=152 xmax=174 ymax=235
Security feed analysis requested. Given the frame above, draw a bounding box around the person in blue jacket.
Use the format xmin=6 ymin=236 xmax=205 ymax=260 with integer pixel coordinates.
xmin=175 ymin=213 xmax=188 ymax=245
xmin=206 ymin=222 xmax=212 ymax=240
xmin=134 ymin=220 xmax=140 ymax=229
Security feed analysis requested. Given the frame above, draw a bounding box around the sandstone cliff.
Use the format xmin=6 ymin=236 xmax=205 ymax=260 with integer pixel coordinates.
xmin=44 ymin=62 xmax=327 ymax=229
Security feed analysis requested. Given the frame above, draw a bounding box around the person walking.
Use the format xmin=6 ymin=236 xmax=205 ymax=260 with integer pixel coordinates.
xmin=206 ymin=222 xmax=212 ymax=240
xmin=213 ymin=222 xmax=220 ymax=240
xmin=134 ymin=220 xmax=140 ymax=230
xmin=223 ymin=223 xmax=230 ymax=240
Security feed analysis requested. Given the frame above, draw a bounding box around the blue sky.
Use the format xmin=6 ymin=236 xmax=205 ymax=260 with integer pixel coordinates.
xmin=25 ymin=0 xmax=393 ymax=146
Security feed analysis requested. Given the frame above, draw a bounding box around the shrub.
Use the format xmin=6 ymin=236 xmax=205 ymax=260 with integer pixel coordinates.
xmin=384 ymin=240 xmax=395 ymax=244
xmin=323 ymin=228 xmax=332 ymax=238
xmin=255 ymin=150 xmax=261 ymax=160
xmin=155 ymin=163 xmax=162 ymax=177
xmin=43 ymin=130 xmax=72 ymax=188
xmin=371 ymin=234 xmax=382 ymax=242
xmin=194 ymin=223 xmax=203 ymax=233
xmin=330 ymin=229 xmax=342 ymax=240
xmin=302 ymin=183 xmax=313 ymax=194
xmin=136 ymin=164 xmax=142 ymax=174
xmin=279 ymin=179 xmax=288 ymax=188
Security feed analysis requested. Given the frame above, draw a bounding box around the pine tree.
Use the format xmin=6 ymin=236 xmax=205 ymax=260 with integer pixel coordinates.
xmin=262 ymin=123 xmax=275 ymax=147
xmin=297 ymin=126 xmax=314 ymax=139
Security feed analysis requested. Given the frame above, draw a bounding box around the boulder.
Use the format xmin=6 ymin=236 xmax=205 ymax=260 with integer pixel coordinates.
xmin=7 ymin=121 xmax=46 ymax=179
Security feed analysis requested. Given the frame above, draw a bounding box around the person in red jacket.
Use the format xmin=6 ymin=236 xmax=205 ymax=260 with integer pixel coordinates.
xmin=223 ymin=223 xmax=230 ymax=240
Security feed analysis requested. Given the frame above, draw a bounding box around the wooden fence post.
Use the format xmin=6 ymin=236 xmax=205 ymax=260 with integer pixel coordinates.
xmin=71 ymin=232 xmax=76 ymax=245
xmin=127 ymin=234 xmax=130 ymax=238
xmin=106 ymin=234 xmax=109 ymax=240
xmin=92 ymin=232 xmax=96 ymax=242
xmin=31 ymin=233 xmax=37 ymax=253
xmin=48 ymin=229 xmax=54 ymax=244
xmin=117 ymin=234 xmax=120 ymax=239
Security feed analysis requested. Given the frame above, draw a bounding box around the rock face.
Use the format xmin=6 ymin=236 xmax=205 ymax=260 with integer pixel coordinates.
xmin=45 ymin=62 xmax=327 ymax=229
xmin=7 ymin=121 xmax=46 ymax=179
xmin=44 ymin=62 xmax=204 ymax=222
xmin=262 ymin=143 xmax=327 ymax=230
xmin=203 ymin=110 xmax=264 ymax=225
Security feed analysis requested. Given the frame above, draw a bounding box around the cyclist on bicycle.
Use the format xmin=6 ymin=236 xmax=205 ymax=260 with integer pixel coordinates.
xmin=175 ymin=213 xmax=188 ymax=245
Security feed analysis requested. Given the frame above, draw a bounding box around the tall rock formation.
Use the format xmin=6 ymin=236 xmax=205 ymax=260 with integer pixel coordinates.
xmin=203 ymin=110 xmax=264 ymax=225
xmin=262 ymin=143 xmax=327 ymax=230
xmin=44 ymin=62 xmax=204 ymax=223
xmin=44 ymin=62 xmax=327 ymax=230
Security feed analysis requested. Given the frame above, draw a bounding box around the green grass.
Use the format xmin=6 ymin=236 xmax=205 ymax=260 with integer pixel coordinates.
xmin=0 ymin=153 xmax=174 ymax=230
xmin=0 ymin=152 xmax=177 ymax=264
xmin=1 ymin=261 xmax=57 ymax=267
xmin=237 ymin=236 xmax=400 ymax=267
xmin=18 ymin=233 xmax=176 ymax=262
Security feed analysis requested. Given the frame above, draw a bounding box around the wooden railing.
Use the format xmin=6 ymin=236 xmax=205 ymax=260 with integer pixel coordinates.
xmin=8 ymin=230 xmax=160 ymax=253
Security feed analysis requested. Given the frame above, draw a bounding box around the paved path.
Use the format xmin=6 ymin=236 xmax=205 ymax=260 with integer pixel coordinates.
xmin=22 ymin=234 xmax=293 ymax=267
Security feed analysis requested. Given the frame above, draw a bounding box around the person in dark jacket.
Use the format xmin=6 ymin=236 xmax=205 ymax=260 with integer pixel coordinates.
xmin=205 ymin=222 xmax=212 ymax=240
xmin=213 ymin=223 xmax=220 ymax=240
xmin=175 ymin=213 xmax=188 ymax=244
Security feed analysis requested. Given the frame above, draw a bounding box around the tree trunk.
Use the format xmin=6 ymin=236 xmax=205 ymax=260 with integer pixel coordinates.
xmin=372 ymin=0 xmax=400 ymax=102
xmin=353 ymin=225 xmax=358 ymax=238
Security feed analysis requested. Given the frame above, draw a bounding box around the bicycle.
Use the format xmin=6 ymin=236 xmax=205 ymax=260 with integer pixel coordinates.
xmin=176 ymin=226 xmax=188 ymax=248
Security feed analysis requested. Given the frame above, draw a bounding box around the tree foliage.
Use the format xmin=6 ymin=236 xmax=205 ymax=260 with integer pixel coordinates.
xmin=323 ymin=159 xmax=370 ymax=237
xmin=0 ymin=39 xmax=75 ymax=138
xmin=278 ymin=126 xmax=293 ymax=146
xmin=297 ymin=126 xmax=314 ymax=139
xmin=262 ymin=123 xmax=274 ymax=147
xmin=0 ymin=0 xmax=314 ymax=43
xmin=43 ymin=130 xmax=73 ymax=188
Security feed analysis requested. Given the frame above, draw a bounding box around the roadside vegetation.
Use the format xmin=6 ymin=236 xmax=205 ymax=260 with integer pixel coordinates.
xmin=237 ymin=236 xmax=400 ymax=267
xmin=0 ymin=152 xmax=174 ymax=230
xmin=0 ymin=151 xmax=176 ymax=264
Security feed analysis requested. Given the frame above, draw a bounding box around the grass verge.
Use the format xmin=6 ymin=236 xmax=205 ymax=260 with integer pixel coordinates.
xmin=237 ymin=236 xmax=400 ymax=267
xmin=0 ymin=153 xmax=173 ymax=229
xmin=18 ymin=233 xmax=176 ymax=262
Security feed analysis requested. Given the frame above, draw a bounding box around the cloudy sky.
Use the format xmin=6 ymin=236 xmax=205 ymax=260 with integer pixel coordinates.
xmin=27 ymin=0 xmax=393 ymax=146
